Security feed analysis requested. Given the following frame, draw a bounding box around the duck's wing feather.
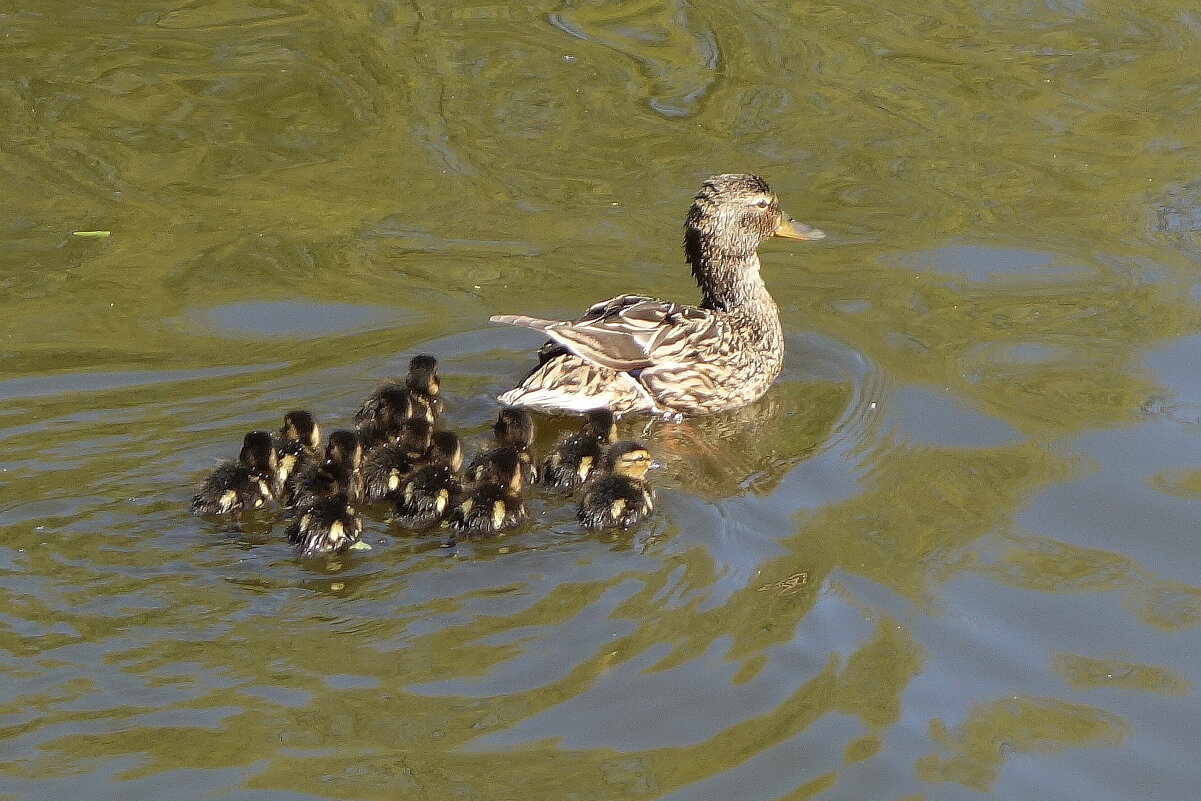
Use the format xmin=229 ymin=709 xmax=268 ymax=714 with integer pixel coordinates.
xmin=491 ymin=295 xmax=718 ymax=373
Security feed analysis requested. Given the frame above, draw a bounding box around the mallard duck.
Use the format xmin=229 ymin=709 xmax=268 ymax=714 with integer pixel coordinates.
xmin=354 ymin=383 xmax=413 ymax=450
xmin=191 ymin=431 xmax=279 ymax=517
xmin=578 ymin=441 xmax=655 ymax=530
xmin=491 ymin=174 xmax=824 ymax=416
xmin=393 ymin=431 xmax=463 ymax=529
xmin=448 ymin=448 xmax=527 ymax=538
xmin=287 ymin=492 xmax=363 ymax=557
xmin=542 ymin=409 xmax=617 ymax=491
xmin=362 ymin=418 xmax=434 ymax=503
xmin=291 ymin=430 xmax=365 ymax=510
xmin=274 ymin=410 xmax=320 ymax=490
xmin=465 ymin=406 xmax=538 ymax=485
xmin=405 ymin=354 xmax=444 ymax=422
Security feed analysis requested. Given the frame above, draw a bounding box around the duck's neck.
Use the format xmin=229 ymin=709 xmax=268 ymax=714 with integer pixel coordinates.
xmin=685 ymin=229 xmax=776 ymax=315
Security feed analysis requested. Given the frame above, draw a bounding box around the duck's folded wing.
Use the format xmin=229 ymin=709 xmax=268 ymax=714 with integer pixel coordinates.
xmin=491 ymin=296 xmax=719 ymax=372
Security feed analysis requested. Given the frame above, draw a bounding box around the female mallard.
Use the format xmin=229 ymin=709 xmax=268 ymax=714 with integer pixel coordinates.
xmin=491 ymin=174 xmax=824 ymax=416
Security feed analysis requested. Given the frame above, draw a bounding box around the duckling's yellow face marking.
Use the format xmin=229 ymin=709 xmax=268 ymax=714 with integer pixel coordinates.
xmin=491 ymin=501 xmax=505 ymax=530
xmin=577 ymin=455 xmax=594 ymax=482
xmin=613 ymin=449 xmax=652 ymax=479
xmin=329 ymin=520 xmax=345 ymax=542
xmin=219 ymin=489 xmax=237 ymax=512
xmin=435 ymin=490 xmax=448 ymax=514
xmin=278 ymin=452 xmax=297 ymax=480
xmin=610 ymin=498 xmax=627 ymax=519
xmin=388 ymin=471 xmax=401 ymax=491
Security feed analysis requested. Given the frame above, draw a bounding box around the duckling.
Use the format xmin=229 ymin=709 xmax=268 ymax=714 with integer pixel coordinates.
xmin=448 ymin=447 xmax=527 ymax=538
xmin=405 ymin=354 xmax=444 ymax=422
xmin=287 ymin=492 xmax=363 ymax=557
xmin=393 ymin=431 xmax=463 ymax=529
xmin=578 ymin=441 xmax=655 ymax=530
xmin=354 ymin=383 xmax=413 ymax=450
xmin=491 ymin=174 xmax=825 ymax=416
xmin=362 ymin=418 xmax=434 ymax=503
xmin=191 ymin=431 xmax=279 ymax=518
xmin=291 ymin=430 xmax=365 ymax=510
xmin=274 ymin=410 xmax=320 ymax=490
xmin=465 ymin=406 xmax=538 ymax=485
xmin=542 ymin=409 xmax=617 ymax=491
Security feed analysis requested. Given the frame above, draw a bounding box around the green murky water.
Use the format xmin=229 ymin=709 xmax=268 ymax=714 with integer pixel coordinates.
xmin=1 ymin=1 xmax=1199 ymax=798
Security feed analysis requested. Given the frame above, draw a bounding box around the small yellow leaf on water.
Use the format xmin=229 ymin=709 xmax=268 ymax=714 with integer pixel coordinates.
xmin=330 ymin=582 xmax=345 ymax=591
xmin=72 ymin=230 xmax=111 ymax=238
xmin=348 ymin=541 xmax=372 ymax=551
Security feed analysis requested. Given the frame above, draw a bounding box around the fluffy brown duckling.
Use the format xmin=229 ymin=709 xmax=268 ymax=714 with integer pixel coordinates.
xmin=354 ymin=383 xmax=413 ymax=450
xmin=405 ymin=354 xmax=444 ymax=422
xmin=448 ymin=447 xmax=527 ymax=539
xmin=362 ymin=418 xmax=434 ymax=503
xmin=191 ymin=431 xmax=279 ymax=518
xmin=541 ymin=409 xmax=617 ymax=491
xmin=465 ymin=406 xmax=538 ymax=485
xmin=578 ymin=441 xmax=655 ymax=530
xmin=274 ymin=410 xmax=320 ymax=490
xmin=393 ymin=431 xmax=463 ymax=529
xmin=287 ymin=492 xmax=363 ymax=558
xmin=290 ymin=430 xmax=365 ymax=510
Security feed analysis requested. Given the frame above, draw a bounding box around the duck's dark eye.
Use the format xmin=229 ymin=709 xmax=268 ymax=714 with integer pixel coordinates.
xmin=752 ymin=198 xmax=771 ymax=209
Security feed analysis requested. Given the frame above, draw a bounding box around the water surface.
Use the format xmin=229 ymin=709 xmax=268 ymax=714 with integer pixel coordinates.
xmin=1 ymin=1 xmax=1200 ymax=799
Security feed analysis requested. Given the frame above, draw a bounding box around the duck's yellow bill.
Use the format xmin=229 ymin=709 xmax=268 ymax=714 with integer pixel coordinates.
xmin=773 ymin=216 xmax=825 ymax=240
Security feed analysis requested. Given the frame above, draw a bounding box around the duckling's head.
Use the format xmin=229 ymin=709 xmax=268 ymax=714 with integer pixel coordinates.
xmin=281 ymin=410 xmax=320 ymax=451
xmin=685 ymin=174 xmax=824 ymax=309
xmin=324 ymin=430 xmax=364 ymax=470
xmin=376 ymin=386 xmax=413 ymax=429
xmin=582 ymin=409 xmax=617 ymax=445
xmin=604 ymin=441 xmax=652 ymax=480
xmin=494 ymin=406 xmax=535 ymax=448
xmin=240 ymin=430 xmax=278 ymax=475
xmin=406 ymin=354 xmax=440 ymax=397
xmin=491 ymin=447 xmax=525 ymax=494
xmin=428 ymin=431 xmax=463 ymax=471
xmin=398 ymin=418 xmax=434 ymax=456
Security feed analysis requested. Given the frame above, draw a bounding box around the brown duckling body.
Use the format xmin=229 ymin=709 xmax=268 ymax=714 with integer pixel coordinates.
xmin=287 ymin=492 xmax=363 ymax=557
xmin=192 ymin=431 xmax=279 ymax=518
xmin=465 ymin=406 xmax=538 ymax=485
xmin=354 ymin=383 xmax=413 ymax=450
xmin=448 ymin=448 xmax=527 ymax=538
xmin=362 ymin=418 xmax=434 ymax=503
xmin=291 ymin=430 xmax=365 ymax=510
xmin=274 ymin=410 xmax=320 ymax=491
xmin=405 ymin=354 xmax=444 ymax=422
xmin=393 ymin=431 xmax=463 ymax=529
xmin=578 ymin=441 xmax=655 ymax=530
xmin=541 ymin=409 xmax=617 ymax=491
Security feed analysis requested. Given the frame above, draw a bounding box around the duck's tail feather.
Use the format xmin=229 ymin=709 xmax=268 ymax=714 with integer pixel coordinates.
xmin=491 ymin=314 xmax=556 ymax=331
